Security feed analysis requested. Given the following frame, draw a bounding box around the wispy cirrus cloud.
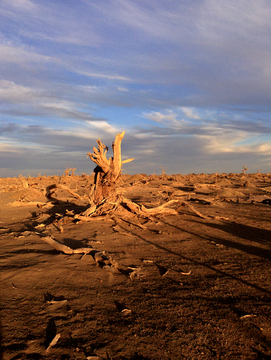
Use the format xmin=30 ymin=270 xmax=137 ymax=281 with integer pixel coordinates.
xmin=0 ymin=80 xmax=122 ymax=126
xmin=0 ymin=44 xmax=54 ymax=66
xmin=0 ymin=80 xmax=38 ymax=103
xmin=74 ymin=69 xmax=131 ymax=82
xmin=0 ymin=119 xmax=122 ymax=176
xmin=0 ymin=122 xmax=118 ymax=152
xmin=2 ymin=0 xmax=37 ymax=11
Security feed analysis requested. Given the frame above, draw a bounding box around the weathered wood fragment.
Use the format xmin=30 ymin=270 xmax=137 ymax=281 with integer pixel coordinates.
xmin=38 ymin=234 xmax=96 ymax=255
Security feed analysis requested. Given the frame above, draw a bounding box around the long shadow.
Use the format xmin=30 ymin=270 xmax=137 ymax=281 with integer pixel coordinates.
xmin=0 ymin=236 xmax=96 ymax=271
xmin=183 ymin=218 xmax=271 ymax=260
xmin=31 ymin=198 xmax=270 ymax=261
xmin=0 ymin=249 xmax=59 ymax=261
xmin=0 ymin=261 xmax=44 ymax=271
xmin=23 ymin=199 xmax=89 ymax=242
xmin=160 ymin=212 xmax=271 ymax=260
xmin=191 ymin=217 xmax=270 ymax=245
xmin=29 ymin=199 xmax=88 ymax=227
xmin=18 ymin=200 xmax=91 ymax=249
xmin=10 ymin=237 xmax=92 ymax=254
xmin=0 ymin=199 xmax=94 ymax=262
xmin=117 ymin=223 xmax=271 ymax=296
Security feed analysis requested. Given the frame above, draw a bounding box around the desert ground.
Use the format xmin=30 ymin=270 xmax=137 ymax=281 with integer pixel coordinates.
xmin=0 ymin=172 xmax=270 ymax=359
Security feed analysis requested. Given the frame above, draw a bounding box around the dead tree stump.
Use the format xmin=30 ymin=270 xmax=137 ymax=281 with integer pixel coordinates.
xmin=87 ymin=131 xmax=133 ymax=205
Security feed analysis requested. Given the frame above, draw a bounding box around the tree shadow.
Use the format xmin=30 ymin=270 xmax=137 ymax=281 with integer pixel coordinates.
xmin=116 ymin=222 xmax=271 ymax=296
xmin=12 ymin=199 xmax=96 ymax=255
xmin=15 ymin=237 xmax=92 ymax=253
xmin=183 ymin=218 xmax=271 ymax=260
xmin=29 ymin=199 xmax=88 ymax=228
xmin=0 ymin=248 xmax=59 ymax=261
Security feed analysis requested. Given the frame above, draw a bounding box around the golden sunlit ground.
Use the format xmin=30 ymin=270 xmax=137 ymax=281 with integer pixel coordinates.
xmin=1 ymin=173 xmax=271 ymax=359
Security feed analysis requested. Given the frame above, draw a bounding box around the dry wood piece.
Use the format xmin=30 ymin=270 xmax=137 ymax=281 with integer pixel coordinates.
xmin=179 ymin=201 xmax=229 ymax=221
xmin=8 ymin=201 xmax=51 ymax=207
xmin=40 ymin=235 xmax=74 ymax=254
xmin=121 ymin=198 xmax=178 ymax=217
xmin=74 ymin=214 xmax=114 ymax=222
xmin=140 ymin=200 xmax=179 ymax=215
xmin=36 ymin=233 xmax=96 ymax=255
xmin=46 ymin=184 xmax=83 ymax=200
xmin=181 ymin=202 xmax=210 ymax=219
xmin=46 ymin=334 xmax=61 ymax=352
xmin=180 ymin=270 xmax=192 ymax=275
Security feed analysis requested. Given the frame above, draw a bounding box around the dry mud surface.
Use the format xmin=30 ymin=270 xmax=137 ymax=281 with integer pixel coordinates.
xmin=0 ymin=173 xmax=271 ymax=360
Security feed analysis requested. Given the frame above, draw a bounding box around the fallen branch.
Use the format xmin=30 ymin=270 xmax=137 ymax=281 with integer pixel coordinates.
xmin=180 ymin=201 xmax=229 ymax=221
xmin=141 ymin=199 xmax=179 ymax=215
xmin=121 ymin=198 xmax=178 ymax=216
xmin=36 ymin=233 xmax=96 ymax=255
xmin=181 ymin=202 xmax=210 ymax=219
xmin=46 ymin=184 xmax=84 ymax=201
xmin=7 ymin=201 xmax=54 ymax=208
xmin=74 ymin=214 xmax=114 ymax=222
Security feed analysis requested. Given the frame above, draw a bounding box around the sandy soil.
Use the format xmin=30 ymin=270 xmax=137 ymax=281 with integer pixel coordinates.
xmin=0 ymin=173 xmax=270 ymax=360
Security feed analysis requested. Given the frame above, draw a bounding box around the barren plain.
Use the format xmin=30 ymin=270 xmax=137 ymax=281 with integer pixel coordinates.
xmin=0 ymin=172 xmax=270 ymax=359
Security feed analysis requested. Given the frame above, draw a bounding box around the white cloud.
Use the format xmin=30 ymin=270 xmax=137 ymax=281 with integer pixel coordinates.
xmin=200 ymin=130 xmax=248 ymax=154
xmin=84 ymin=120 xmax=118 ymax=134
xmin=144 ymin=110 xmax=185 ymax=127
xmin=75 ymin=69 xmax=131 ymax=82
xmin=181 ymin=107 xmax=200 ymax=120
xmin=257 ymin=143 xmax=271 ymax=154
xmin=78 ymin=85 xmax=99 ymax=93
xmin=118 ymin=87 xmax=129 ymax=92
xmin=141 ymin=107 xmax=271 ymax=159
xmin=198 ymin=126 xmax=271 ymax=156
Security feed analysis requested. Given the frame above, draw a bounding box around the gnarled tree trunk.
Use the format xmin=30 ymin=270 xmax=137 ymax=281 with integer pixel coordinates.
xmin=87 ymin=131 xmax=133 ymax=205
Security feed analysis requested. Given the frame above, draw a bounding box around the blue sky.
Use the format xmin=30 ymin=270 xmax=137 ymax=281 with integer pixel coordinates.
xmin=0 ymin=0 xmax=271 ymax=177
